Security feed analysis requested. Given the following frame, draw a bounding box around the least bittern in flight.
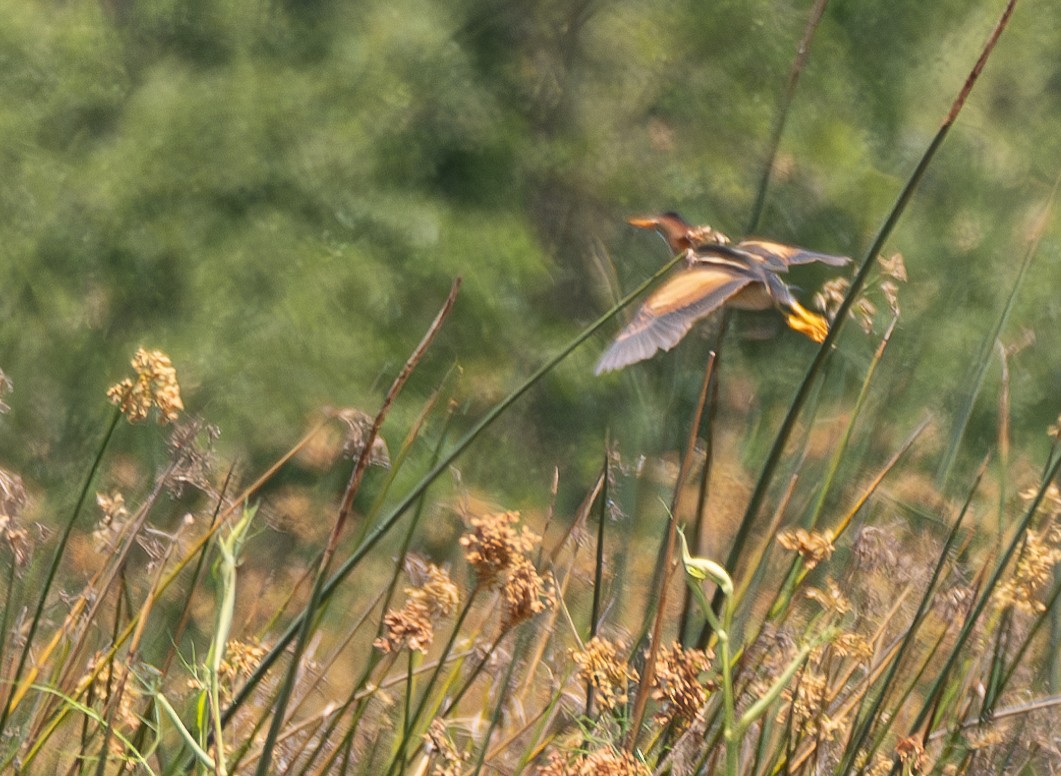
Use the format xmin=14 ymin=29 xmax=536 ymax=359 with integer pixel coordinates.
xmin=595 ymin=212 xmax=850 ymax=374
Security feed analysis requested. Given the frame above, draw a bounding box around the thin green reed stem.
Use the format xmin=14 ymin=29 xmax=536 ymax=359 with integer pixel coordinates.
xmin=585 ymin=451 xmax=608 ymax=716
xmin=0 ymin=547 xmax=17 ymax=712
xmin=747 ymin=0 xmax=831 ymax=234
xmin=838 ymin=458 xmax=986 ymax=773
xmin=679 ymin=349 xmax=719 ymax=646
xmin=763 ymin=317 xmax=899 ymax=621
xmin=0 ymin=406 xmax=121 ymax=746
xmin=908 ymin=450 xmax=1061 ymax=738
xmin=1000 ymin=560 xmax=1061 ymax=694
xmin=626 ymin=342 xmax=716 ymax=750
xmin=590 ymin=451 xmax=608 ymax=640
xmin=469 ymin=630 xmax=526 ymax=776
xmin=254 ymin=281 xmax=461 ymax=775
xmin=704 ymin=0 xmax=1018 ymax=647
xmin=384 ymin=586 xmax=481 ymax=776
xmin=221 ymin=252 xmax=686 ymax=730
xmin=935 ymin=168 xmax=1059 ymax=489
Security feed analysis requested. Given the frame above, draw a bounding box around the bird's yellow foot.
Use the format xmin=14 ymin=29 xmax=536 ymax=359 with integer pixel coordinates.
xmin=784 ymin=302 xmax=830 ymax=343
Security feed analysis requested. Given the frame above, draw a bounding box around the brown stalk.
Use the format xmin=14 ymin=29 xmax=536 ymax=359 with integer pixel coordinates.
xmin=625 ymin=349 xmax=715 ymax=750
xmin=253 ymin=278 xmax=461 ymax=774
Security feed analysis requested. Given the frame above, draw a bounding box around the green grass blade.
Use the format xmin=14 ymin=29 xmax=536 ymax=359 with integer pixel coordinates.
xmin=220 ymin=252 xmax=685 ymax=729
xmin=706 ymin=0 xmax=1019 ymax=645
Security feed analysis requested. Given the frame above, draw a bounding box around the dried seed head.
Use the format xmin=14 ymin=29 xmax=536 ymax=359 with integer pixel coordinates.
xmin=805 ymin=579 xmax=851 ymax=616
xmin=374 ymin=601 xmax=436 ymax=655
xmin=777 ymin=527 xmax=835 ymax=569
xmin=500 ymin=555 xmax=554 ymax=629
xmin=199 ymin=639 xmax=271 ymax=701
xmin=0 ymin=467 xmax=30 ymax=566
xmin=537 ymin=746 xmax=651 ymax=776
xmin=93 ymin=490 xmax=130 ymax=552
xmin=896 ymin=735 xmax=926 ymax=769
xmin=1020 ymin=482 xmax=1061 ymax=520
xmin=571 ymin=637 xmax=638 ymax=711
xmin=652 ymin=641 xmax=714 ymax=731
xmin=410 ymin=563 xmax=460 ymax=619
xmin=374 ymin=563 xmax=459 ymax=654
xmin=422 ymin=719 xmax=466 ymax=776
xmin=996 ymin=524 xmax=1061 ymax=614
xmin=779 ymin=669 xmax=841 ymax=741
xmin=460 ymin=510 xmax=539 ymax=587
xmin=77 ymin=652 xmax=142 ymax=739
xmin=107 ymin=348 xmax=184 ymax=423
xmin=830 ymin=632 xmax=873 ymax=660
xmin=878 ymin=252 xmax=908 ymax=281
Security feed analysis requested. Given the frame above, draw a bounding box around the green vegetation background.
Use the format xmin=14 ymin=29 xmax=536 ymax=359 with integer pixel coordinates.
xmin=2 ymin=0 xmax=1059 ymax=512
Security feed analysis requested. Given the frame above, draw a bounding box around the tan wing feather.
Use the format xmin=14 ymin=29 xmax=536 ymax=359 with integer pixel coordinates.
xmin=735 ymin=239 xmax=850 ymax=268
xmin=595 ymin=266 xmax=753 ymax=374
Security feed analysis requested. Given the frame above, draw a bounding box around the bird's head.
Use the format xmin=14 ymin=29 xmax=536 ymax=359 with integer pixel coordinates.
xmin=627 ymin=212 xmax=726 ymax=254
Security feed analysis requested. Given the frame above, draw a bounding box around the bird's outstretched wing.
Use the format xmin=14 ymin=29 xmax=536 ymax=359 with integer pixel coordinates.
xmin=595 ymin=265 xmax=753 ymax=374
xmin=735 ymin=240 xmax=851 ymax=268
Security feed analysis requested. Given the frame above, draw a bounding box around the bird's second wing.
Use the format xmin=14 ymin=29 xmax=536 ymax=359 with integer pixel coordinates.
xmin=736 ymin=239 xmax=851 ymax=268
xmin=595 ymin=266 xmax=753 ymax=374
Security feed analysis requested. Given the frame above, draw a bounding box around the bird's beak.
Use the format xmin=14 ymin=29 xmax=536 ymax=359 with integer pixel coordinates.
xmin=626 ymin=216 xmax=662 ymax=230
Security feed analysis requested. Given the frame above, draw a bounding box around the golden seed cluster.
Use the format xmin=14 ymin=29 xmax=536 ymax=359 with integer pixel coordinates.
xmin=107 ymin=347 xmax=184 ymax=423
xmin=422 ymin=719 xmax=466 ymax=776
xmin=777 ymin=527 xmax=835 ymax=569
xmin=375 ymin=563 xmax=459 ymax=654
xmin=652 ymin=641 xmax=714 ymax=731
xmin=571 ymin=636 xmax=638 ymax=712
xmin=538 ymin=746 xmax=651 ymax=776
xmin=460 ymin=510 xmax=554 ymax=628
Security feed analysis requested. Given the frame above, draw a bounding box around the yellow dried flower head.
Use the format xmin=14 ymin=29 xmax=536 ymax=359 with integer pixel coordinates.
xmin=410 ymin=563 xmax=460 ymax=619
xmin=537 ymin=747 xmax=650 ymax=776
xmin=996 ymin=525 xmax=1061 ymax=614
xmin=805 ymin=579 xmax=851 ymax=616
xmin=375 ymin=564 xmax=459 ymax=654
xmin=1020 ymin=482 xmax=1061 ymax=520
xmin=880 ymin=280 xmax=901 ymax=313
xmin=0 ymin=514 xmax=30 ymax=567
xmin=831 ymin=632 xmax=873 ymax=661
xmin=780 ymin=669 xmax=839 ymax=740
xmin=814 ymin=276 xmax=878 ymax=333
xmin=964 ymin=723 xmax=1007 ymax=750
xmin=107 ymin=347 xmax=184 ymax=423
xmin=896 ymin=735 xmax=925 ymax=769
xmin=92 ymin=490 xmax=130 ymax=552
xmin=879 ymin=252 xmax=908 ymax=282
xmin=217 ymin=640 xmax=267 ymax=697
xmin=0 ymin=469 xmax=31 ymax=567
xmin=375 ymin=601 xmax=436 ymax=654
xmin=652 ymin=641 xmax=714 ymax=731
xmin=0 ymin=466 xmax=26 ymax=515
xmin=571 ymin=636 xmax=638 ymax=711
xmin=77 ymin=652 xmax=142 ymax=737
xmin=814 ymin=277 xmax=849 ymax=321
xmin=854 ymin=750 xmax=895 ymax=776
xmin=460 ymin=510 xmax=539 ymax=587
xmin=777 ymin=527 xmax=835 ymax=569
xmin=500 ymin=555 xmax=555 ymax=628
xmin=423 ymin=719 xmax=466 ymax=776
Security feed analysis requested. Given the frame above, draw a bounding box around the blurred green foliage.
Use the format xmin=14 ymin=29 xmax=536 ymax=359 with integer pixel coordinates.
xmin=2 ymin=0 xmax=1059 ymax=509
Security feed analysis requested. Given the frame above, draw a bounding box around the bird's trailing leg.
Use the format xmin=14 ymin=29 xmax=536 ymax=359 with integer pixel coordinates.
xmin=782 ymin=300 xmax=830 ymax=343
